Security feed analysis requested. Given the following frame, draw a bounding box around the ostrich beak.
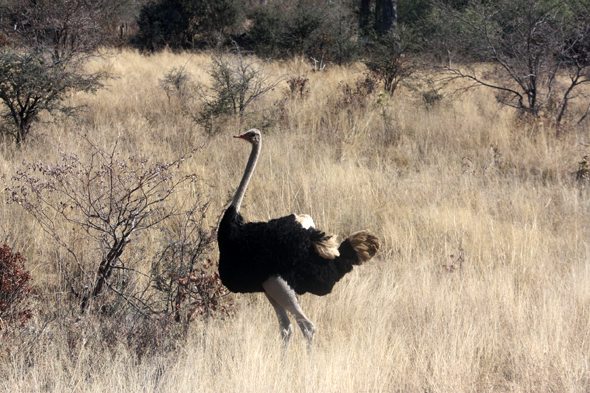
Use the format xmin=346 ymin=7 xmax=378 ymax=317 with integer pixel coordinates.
xmin=234 ymin=133 xmax=251 ymax=140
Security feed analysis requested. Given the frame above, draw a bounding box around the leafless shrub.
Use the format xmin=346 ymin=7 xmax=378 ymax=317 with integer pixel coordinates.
xmin=311 ymin=55 xmax=326 ymax=72
xmin=337 ymin=75 xmax=378 ymax=110
xmin=576 ymin=155 xmax=589 ymax=183
xmin=150 ymin=200 xmax=234 ymax=328
xmin=4 ymin=135 xmax=203 ymax=314
xmin=286 ymin=76 xmax=310 ymax=99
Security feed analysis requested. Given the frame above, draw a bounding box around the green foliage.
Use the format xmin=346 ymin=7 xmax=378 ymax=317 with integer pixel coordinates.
xmin=398 ymin=0 xmax=432 ymax=27
xmin=195 ymin=50 xmax=284 ymax=134
xmin=0 ymin=49 xmax=104 ymax=144
xmin=1 ymin=0 xmax=136 ymax=59
xmin=133 ymin=0 xmax=243 ymax=51
xmin=246 ymin=0 xmax=358 ymax=64
xmin=364 ymin=26 xmax=419 ymax=95
xmin=245 ymin=6 xmax=285 ymax=59
xmin=159 ymin=66 xmax=194 ymax=103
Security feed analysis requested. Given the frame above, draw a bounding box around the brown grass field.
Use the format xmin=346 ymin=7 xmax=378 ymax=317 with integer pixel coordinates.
xmin=1 ymin=49 xmax=590 ymax=392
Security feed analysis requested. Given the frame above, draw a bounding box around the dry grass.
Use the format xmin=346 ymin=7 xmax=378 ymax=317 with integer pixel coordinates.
xmin=1 ymin=49 xmax=590 ymax=392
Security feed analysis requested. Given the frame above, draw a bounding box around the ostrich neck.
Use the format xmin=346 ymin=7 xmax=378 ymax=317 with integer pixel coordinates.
xmin=231 ymin=140 xmax=261 ymax=212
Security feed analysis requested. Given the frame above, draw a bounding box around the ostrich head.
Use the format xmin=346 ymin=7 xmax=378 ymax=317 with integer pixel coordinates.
xmin=234 ymin=129 xmax=261 ymax=144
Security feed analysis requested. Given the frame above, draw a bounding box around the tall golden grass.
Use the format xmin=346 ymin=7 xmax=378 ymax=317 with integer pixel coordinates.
xmin=1 ymin=49 xmax=589 ymax=392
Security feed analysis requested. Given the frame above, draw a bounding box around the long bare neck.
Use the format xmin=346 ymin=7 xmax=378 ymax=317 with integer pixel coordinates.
xmin=231 ymin=139 xmax=261 ymax=212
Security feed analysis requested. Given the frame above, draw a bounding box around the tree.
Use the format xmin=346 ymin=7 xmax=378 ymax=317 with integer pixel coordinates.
xmin=375 ymin=0 xmax=397 ymax=35
xmin=246 ymin=0 xmax=327 ymax=58
xmin=133 ymin=0 xmax=243 ymax=52
xmin=358 ymin=0 xmax=397 ymax=38
xmin=433 ymin=0 xmax=590 ymax=126
xmin=1 ymin=0 xmax=136 ymax=60
xmin=245 ymin=0 xmax=359 ymax=64
xmin=0 ymin=49 xmax=104 ymax=144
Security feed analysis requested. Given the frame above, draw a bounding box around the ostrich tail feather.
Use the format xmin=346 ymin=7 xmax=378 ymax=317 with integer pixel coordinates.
xmin=340 ymin=231 xmax=380 ymax=265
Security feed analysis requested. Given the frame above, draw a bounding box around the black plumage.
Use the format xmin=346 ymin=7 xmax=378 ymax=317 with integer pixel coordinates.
xmin=218 ymin=205 xmax=363 ymax=296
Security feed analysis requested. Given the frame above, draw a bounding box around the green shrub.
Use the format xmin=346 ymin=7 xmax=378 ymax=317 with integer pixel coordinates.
xmin=133 ymin=0 xmax=243 ymax=52
xmin=245 ymin=0 xmax=358 ymax=64
xmin=195 ymin=50 xmax=284 ymax=134
xmin=0 ymin=49 xmax=104 ymax=144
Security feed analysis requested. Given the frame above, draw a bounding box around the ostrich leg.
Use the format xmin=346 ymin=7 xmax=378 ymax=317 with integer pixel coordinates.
xmin=262 ymin=276 xmax=316 ymax=352
xmin=264 ymin=292 xmax=293 ymax=354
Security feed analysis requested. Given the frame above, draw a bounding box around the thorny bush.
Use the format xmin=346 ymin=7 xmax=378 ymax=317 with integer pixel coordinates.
xmin=0 ymin=244 xmax=32 ymax=330
xmin=337 ymin=75 xmax=378 ymax=110
xmin=151 ymin=199 xmax=234 ymax=328
xmin=4 ymin=136 xmax=229 ymax=324
xmin=286 ymin=76 xmax=310 ymax=99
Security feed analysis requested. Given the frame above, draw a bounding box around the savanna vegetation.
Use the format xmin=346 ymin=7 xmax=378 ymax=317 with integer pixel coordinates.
xmin=0 ymin=0 xmax=589 ymax=392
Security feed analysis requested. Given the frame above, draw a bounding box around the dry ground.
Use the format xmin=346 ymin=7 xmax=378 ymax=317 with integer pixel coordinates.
xmin=1 ymin=49 xmax=590 ymax=392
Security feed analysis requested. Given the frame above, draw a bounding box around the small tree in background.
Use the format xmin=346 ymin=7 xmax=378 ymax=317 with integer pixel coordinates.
xmin=432 ymin=0 xmax=590 ymax=127
xmin=133 ymin=0 xmax=243 ymax=52
xmin=1 ymin=0 xmax=136 ymax=60
xmin=195 ymin=48 xmax=284 ymax=134
xmin=159 ymin=66 xmax=195 ymax=104
xmin=0 ymin=49 xmax=105 ymax=144
xmin=364 ymin=25 xmax=418 ymax=95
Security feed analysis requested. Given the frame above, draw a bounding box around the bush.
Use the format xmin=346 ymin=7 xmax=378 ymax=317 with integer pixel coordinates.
xmin=5 ymin=136 xmax=207 ymax=315
xmin=245 ymin=0 xmax=358 ymax=64
xmin=159 ymin=66 xmax=195 ymax=104
xmin=194 ymin=49 xmax=284 ymax=134
xmin=286 ymin=76 xmax=310 ymax=99
xmin=133 ymin=0 xmax=243 ymax=52
xmin=0 ymin=49 xmax=105 ymax=144
xmin=337 ymin=75 xmax=378 ymax=110
xmin=0 ymin=244 xmax=32 ymax=330
xmin=363 ymin=26 xmax=418 ymax=95
xmin=1 ymin=0 xmax=136 ymax=59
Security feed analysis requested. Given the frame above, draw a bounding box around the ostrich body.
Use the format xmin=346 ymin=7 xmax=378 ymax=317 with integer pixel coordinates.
xmin=218 ymin=129 xmax=379 ymax=351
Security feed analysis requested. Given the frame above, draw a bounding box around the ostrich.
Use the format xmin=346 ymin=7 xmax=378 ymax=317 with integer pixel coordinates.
xmin=217 ymin=129 xmax=380 ymax=352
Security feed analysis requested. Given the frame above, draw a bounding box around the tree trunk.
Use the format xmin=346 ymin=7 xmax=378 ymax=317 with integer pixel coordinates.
xmin=359 ymin=0 xmax=372 ymax=36
xmin=80 ymin=239 xmax=127 ymax=313
xmin=16 ymin=121 xmax=27 ymax=145
xmin=380 ymin=0 xmax=397 ymax=34
xmin=375 ymin=0 xmax=396 ymax=35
